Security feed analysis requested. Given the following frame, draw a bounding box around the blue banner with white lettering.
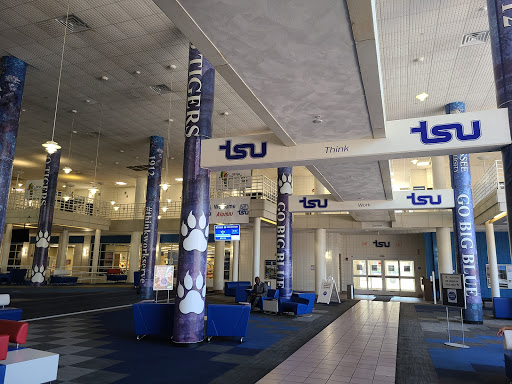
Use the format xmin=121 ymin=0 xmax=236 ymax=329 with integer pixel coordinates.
xmin=31 ymin=150 xmax=61 ymax=286
xmin=140 ymin=135 xmax=164 ymax=300
xmin=487 ymin=0 xmax=512 ymax=253
xmin=0 ymin=56 xmax=26 ymax=258
xmin=173 ymin=44 xmax=214 ymax=344
xmin=277 ymin=167 xmax=293 ymax=299
xmin=447 ymin=102 xmax=483 ymax=323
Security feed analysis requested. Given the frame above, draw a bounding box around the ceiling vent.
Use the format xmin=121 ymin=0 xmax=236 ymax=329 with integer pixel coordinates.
xmin=55 ymin=14 xmax=91 ymax=33
xmin=461 ymin=31 xmax=490 ymax=47
xmin=150 ymin=84 xmax=172 ymax=95
xmin=127 ymin=165 xmax=149 ymax=172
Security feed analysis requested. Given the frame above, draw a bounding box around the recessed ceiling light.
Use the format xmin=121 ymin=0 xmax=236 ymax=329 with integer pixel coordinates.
xmin=100 ymin=75 xmax=109 ymax=81
xmin=414 ymin=56 xmax=425 ymax=62
xmin=21 ymin=108 xmax=26 ymax=112
xmin=166 ymin=118 xmax=174 ymax=122
xmin=479 ymin=6 xmax=487 ymax=11
xmin=72 ymin=130 xmax=78 ymax=134
xmin=115 ymin=181 xmax=127 ymax=185
xmin=168 ymin=64 xmax=177 ymax=70
xmin=416 ymin=92 xmax=429 ymax=101
xmin=85 ymin=99 xmax=91 ymax=103
xmin=416 ymin=161 xmax=430 ymax=166
xmin=134 ymin=70 xmax=141 ymax=75
xmin=119 ymin=150 xmax=125 ymax=153
xmin=71 ymin=109 xmax=78 ymax=113
xmin=170 ymin=157 xmax=174 ymax=160
xmin=411 ymin=159 xmax=418 ymax=165
xmin=175 ymin=178 xmax=183 ymax=182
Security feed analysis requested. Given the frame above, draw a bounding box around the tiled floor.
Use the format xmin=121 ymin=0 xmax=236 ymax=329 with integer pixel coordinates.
xmin=257 ymin=301 xmax=399 ymax=384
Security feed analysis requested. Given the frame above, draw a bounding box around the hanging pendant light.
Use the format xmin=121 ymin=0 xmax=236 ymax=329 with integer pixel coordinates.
xmin=160 ymin=65 xmax=175 ymax=192
xmin=43 ymin=0 xmax=71 ymax=154
xmin=62 ymin=113 xmax=76 ymax=174
xmin=89 ymin=107 xmax=102 ymax=197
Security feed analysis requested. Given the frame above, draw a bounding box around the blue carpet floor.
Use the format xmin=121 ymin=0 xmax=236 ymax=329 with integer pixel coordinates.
xmin=412 ymin=304 xmax=510 ymax=384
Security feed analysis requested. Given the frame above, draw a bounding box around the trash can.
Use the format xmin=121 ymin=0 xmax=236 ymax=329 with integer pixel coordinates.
xmin=346 ymin=284 xmax=354 ymax=299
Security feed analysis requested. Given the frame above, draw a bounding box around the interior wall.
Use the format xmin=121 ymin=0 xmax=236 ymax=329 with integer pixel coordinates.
xmin=339 ymin=233 xmax=426 ymax=295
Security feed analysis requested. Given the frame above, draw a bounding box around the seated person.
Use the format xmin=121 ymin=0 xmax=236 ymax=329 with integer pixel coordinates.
xmin=247 ymin=277 xmax=268 ymax=310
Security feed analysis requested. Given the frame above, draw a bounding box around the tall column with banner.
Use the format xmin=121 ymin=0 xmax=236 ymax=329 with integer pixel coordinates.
xmin=0 ymin=56 xmax=27 ymax=251
xmin=31 ymin=150 xmax=61 ymax=286
xmin=173 ymin=44 xmax=214 ymax=344
xmin=140 ymin=135 xmax=164 ymax=300
xmin=487 ymin=0 xmax=512 ymax=250
xmin=447 ymin=102 xmax=483 ymax=324
xmin=276 ymin=167 xmax=293 ymax=299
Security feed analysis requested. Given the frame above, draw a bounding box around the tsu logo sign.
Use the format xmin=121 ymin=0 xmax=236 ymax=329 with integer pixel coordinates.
xmin=410 ymin=121 xmax=481 ymax=144
xmin=406 ymin=192 xmax=442 ymax=206
xmin=373 ymin=240 xmax=390 ymax=248
xmin=219 ymin=140 xmax=267 ymax=160
xmin=299 ymin=197 xmax=328 ymax=209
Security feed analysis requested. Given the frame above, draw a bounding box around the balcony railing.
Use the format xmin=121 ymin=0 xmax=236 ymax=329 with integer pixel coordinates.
xmin=473 ymin=160 xmax=504 ymax=205
xmin=7 ymin=175 xmax=277 ymax=220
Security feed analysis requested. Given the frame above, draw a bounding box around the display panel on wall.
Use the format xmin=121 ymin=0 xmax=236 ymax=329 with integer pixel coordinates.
xmin=486 ymin=264 xmax=512 ymax=289
xmin=210 ymin=197 xmax=250 ymax=224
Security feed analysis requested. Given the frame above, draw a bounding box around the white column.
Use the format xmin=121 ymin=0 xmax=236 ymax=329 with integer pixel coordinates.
xmin=155 ymin=233 xmax=161 ymax=265
xmin=128 ymin=231 xmax=142 ymax=283
xmin=253 ymin=217 xmax=261 ymax=280
xmin=432 ymin=156 xmax=453 ymax=274
xmin=82 ymin=235 xmax=92 ymax=267
xmin=56 ymin=229 xmax=69 ymax=269
xmin=486 ymin=221 xmax=500 ymax=298
xmin=233 ymin=240 xmax=240 ymax=281
xmin=0 ymin=224 xmax=12 ymax=272
xmin=135 ymin=177 xmax=147 ymax=219
xmin=229 ymin=243 xmax=234 ymax=281
xmin=92 ymin=229 xmax=101 ymax=275
xmin=213 ymin=241 xmax=225 ymax=291
xmin=315 ymin=228 xmax=327 ymax=295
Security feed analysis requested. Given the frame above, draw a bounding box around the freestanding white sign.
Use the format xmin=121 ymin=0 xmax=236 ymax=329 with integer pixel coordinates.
xmin=317 ymin=277 xmax=341 ymax=304
xmin=201 ymin=109 xmax=511 ymax=170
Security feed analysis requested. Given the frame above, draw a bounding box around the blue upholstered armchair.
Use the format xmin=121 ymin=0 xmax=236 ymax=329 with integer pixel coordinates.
xmin=279 ymin=292 xmax=316 ymax=315
xmin=206 ymin=304 xmax=250 ymax=343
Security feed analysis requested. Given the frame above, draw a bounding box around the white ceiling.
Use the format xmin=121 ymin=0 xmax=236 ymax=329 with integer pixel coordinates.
xmin=0 ymin=0 xmax=501 ymax=224
xmin=0 ymin=0 xmax=270 ymax=188
xmin=376 ymin=0 xmax=495 ymax=120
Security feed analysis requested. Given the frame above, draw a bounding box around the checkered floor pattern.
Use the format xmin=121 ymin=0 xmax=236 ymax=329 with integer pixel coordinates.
xmin=26 ymin=315 xmax=129 ymax=384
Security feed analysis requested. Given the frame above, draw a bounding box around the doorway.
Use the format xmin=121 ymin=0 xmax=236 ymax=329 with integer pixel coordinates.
xmin=352 ymin=259 xmax=416 ymax=296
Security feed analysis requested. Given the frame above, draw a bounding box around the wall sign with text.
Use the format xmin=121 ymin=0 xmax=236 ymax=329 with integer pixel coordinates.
xmin=288 ymin=189 xmax=455 ymax=212
xmin=201 ymin=109 xmax=511 ymax=170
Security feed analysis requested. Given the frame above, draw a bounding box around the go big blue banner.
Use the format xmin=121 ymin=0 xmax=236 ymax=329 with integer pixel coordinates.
xmin=276 ymin=167 xmax=293 ymax=299
xmin=448 ymin=102 xmax=483 ymax=324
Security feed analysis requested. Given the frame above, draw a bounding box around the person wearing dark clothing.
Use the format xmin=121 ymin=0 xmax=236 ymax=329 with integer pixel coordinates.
xmin=248 ymin=277 xmax=268 ymax=310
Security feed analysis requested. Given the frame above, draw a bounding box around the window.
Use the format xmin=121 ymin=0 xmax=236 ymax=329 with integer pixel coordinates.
xmin=7 ymin=244 xmax=22 ymax=270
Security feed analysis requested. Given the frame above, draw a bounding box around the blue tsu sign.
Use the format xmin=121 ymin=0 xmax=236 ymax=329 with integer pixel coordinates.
xmin=299 ymin=197 xmax=328 ymax=209
xmin=410 ymin=121 xmax=481 ymax=144
xmin=406 ymin=192 xmax=442 ymax=206
xmin=219 ymin=140 xmax=267 ymax=160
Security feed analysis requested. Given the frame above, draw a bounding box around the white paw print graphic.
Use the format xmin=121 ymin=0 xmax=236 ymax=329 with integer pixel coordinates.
xmin=177 ymin=270 xmax=206 ymax=315
xmin=181 ymin=211 xmax=208 ymax=252
xmin=31 ymin=265 xmax=45 ymax=283
xmin=278 ymin=174 xmax=293 ymax=195
xmin=35 ymin=231 xmax=50 ymax=248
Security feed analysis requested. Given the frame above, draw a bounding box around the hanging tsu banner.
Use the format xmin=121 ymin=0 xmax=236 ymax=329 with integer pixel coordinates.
xmin=201 ymin=109 xmax=511 ymax=170
xmin=289 ymin=189 xmax=455 ymax=212
xmin=210 ymin=197 xmax=250 ymax=223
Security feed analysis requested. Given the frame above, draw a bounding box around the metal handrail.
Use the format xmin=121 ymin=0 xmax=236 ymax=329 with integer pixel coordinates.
xmin=473 ymin=160 xmax=504 ymax=205
xmin=7 ymin=175 xmax=278 ymax=220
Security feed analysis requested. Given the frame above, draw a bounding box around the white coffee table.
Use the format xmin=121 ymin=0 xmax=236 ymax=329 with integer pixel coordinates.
xmin=2 ymin=348 xmax=59 ymax=384
xmin=262 ymin=299 xmax=278 ymax=314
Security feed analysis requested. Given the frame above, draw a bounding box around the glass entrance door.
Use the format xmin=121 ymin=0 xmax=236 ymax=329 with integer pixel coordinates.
xmin=353 ymin=258 xmax=417 ymax=296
